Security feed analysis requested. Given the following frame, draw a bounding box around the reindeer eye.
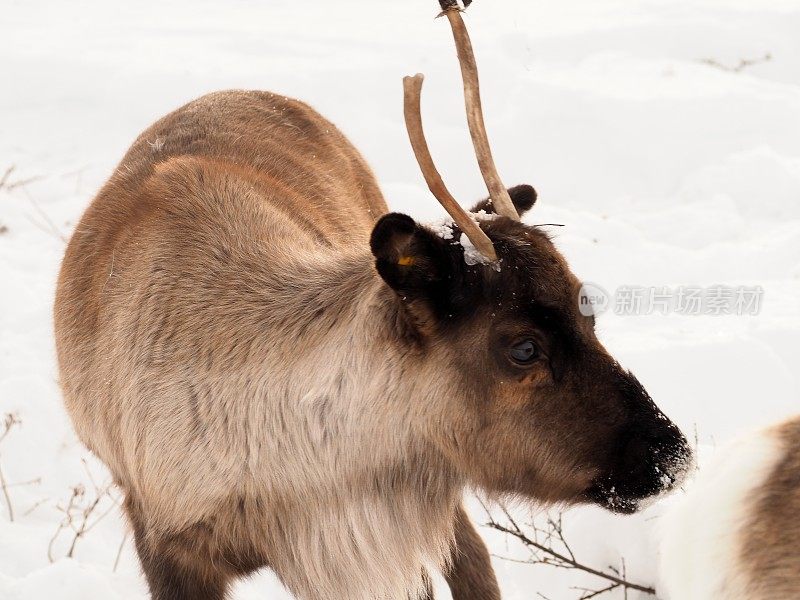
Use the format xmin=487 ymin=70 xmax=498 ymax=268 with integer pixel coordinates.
xmin=509 ymin=340 xmax=540 ymax=365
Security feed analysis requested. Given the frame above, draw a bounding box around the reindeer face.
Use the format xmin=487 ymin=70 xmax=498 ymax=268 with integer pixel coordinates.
xmin=387 ymin=8 xmax=690 ymax=512
xmin=371 ymin=186 xmax=691 ymax=513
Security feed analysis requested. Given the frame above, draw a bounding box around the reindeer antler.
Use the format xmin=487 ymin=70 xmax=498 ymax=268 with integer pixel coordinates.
xmin=403 ymin=74 xmax=497 ymax=262
xmin=402 ymin=4 xmax=517 ymax=262
xmin=442 ymin=8 xmax=518 ymax=221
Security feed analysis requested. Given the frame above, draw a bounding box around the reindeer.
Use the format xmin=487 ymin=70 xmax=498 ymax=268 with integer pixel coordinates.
xmin=54 ymin=5 xmax=691 ymax=599
xmin=659 ymin=415 xmax=800 ymax=600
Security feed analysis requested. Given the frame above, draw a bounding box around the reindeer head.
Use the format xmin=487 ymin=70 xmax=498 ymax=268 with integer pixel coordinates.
xmin=370 ymin=8 xmax=691 ymax=513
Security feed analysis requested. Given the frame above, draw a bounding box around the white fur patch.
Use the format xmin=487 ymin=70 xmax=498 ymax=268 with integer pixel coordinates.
xmin=657 ymin=430 xmax=784 ymax=600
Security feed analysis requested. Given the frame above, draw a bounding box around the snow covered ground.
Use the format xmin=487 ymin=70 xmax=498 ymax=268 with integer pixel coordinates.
xmin=1 ymin=0 xmax=799 ymax=598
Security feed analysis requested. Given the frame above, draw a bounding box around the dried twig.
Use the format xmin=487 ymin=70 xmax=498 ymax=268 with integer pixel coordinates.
xmin=0 ymin=165 xmax=44 ymax=191
xmin=0 ymin=166 xmax=15 ymax=189
xmin=699 ymin=53 xmax=772 ymax=73
xmin=48 ymin=486 xmax=80 ymax=562
xmin=4 ymin=477 xmax=42 ymax=488
xmin=574 ymin=583 xmax=621 ymax=599
xmin=113 ymin=531 xmax=130 ymax=572
xmin=0 ymin=463 xmax=13 ymax=522
xmin=22 ymin=496 xmax=51 ymax=518
xmin=48 ymin=471 xmax=121 ymax=562
xmin=19 ymin=187 xmax=66 ymax=242
xmin=0 ymin=413 xmax=22 ymax=522
xmin=0 ymin=413 xmax=20 ymax=446
xmin=481 ymin=500 xmax=656 ymax=599
xmin=0 ymin=164 xmax=63 ymax=241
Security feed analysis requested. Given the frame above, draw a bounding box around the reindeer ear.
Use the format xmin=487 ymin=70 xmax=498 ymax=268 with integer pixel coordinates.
xmin=370 ymin=213 xmax=451 ymax=302
xmin=471 ymin=184 xmax=537 ymax=218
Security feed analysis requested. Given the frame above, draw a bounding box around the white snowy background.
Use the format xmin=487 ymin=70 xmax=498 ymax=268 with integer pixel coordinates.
xmin=1 ymin=0 xmax=799 ymax=598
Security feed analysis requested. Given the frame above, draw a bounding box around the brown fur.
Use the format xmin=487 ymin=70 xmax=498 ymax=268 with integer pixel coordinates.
xmin=55 ymin=89 xmax=689 ymax=599
xmin=444 ymin=506 xmax=502 ymax=599
xmin=55 ymin=90 xmax=491 ymax=599
xmin=738 ymin=417 xmax=800 ymax=599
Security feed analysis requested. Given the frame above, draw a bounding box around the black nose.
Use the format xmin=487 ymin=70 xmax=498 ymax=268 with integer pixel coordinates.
xmin=588 ymin=369 xmax=693 ymax=513
xmin=621 ymin=420 xmax=690 ymax=491
xmin=590 ymin=415 xmax=692 ymax=513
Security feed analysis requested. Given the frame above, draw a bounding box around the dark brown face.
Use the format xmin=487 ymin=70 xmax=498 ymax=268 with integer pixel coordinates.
xmin=371 ymin=185 xmax=692 ymax=513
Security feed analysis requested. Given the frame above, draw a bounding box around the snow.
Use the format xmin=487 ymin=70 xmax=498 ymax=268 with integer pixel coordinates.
xmin=1 ymin=0 xmax=799 ymax=598
xmin=459 ymin=232 xmax=500 ymax=269
xmin=658 ymin=430 xmax=784 ymax=600
xmin=432 ymin=220 xmax=455 ymax=240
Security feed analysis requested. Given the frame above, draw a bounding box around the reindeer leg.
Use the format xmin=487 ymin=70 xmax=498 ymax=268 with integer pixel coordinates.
xmin=443 ymin=504 xmax=501 ymax=600
xmin=125 ymin=497 xmax=229 ymax=600
xmin=135 ymin=547 xmax=227 ymax=600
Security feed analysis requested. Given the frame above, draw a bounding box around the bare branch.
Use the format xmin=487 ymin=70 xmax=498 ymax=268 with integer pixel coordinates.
xmin=0 ymin=165 xmax=44 ymax=192
xmin=4 ymin=477 xmax=42 ymax=488
xmin=0 ymin=413 xmax=21 ymax=445
xmin=5 ymin=175 xmax=44 ymax=191
xmin=113 ymin=531 xmax=129 ymax=572
xmin=485 ymin=508 xmax=657 ymax=598
xmin=576 ymin=583 xmax=621 ymax=599
xmin=0 ymin=413 xmax=22 ymax=522
xmin=0 ymin=463 xmax=14 ymax=522
xmin=19 ymin=188 xmax=67 ymax=242
xmin=48 ymin=479 xmax=120 ymax=562
xmin=699 ymin=52 xmax=772 ymax=73
xmin=0 ymin=166 xmax=15 ymax=189
xmin=49 ymin=486 xmax=83 ymax=562
xmin=23 ymin=496 xmax=51 ymax=518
